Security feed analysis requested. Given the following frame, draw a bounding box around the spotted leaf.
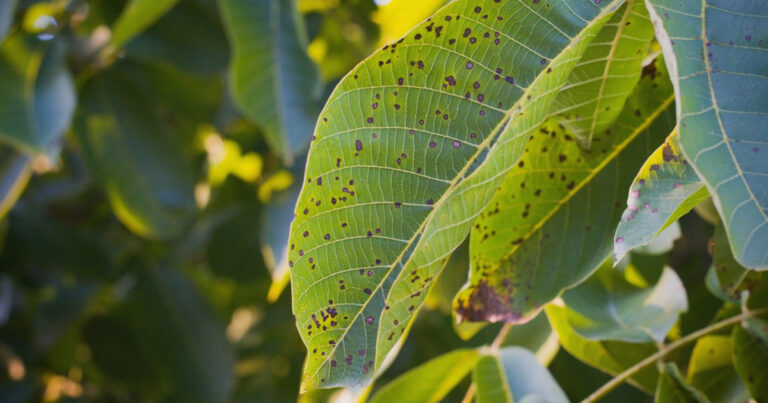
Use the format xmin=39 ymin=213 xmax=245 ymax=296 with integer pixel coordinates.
xmin=455 ymin=57 xmax=674 ymax=325
xmin=732 ymin=317 xmax=768 ymax=401
xmin=551 ymin=0 xmax=655 ymax=148
xmin=613 ymin=129 xmax=708 ymax=262
xmin=289 ymin=0 xmax=623 ymax=390
xmin=687 ymin=335 xmax=748 ymax=402
xmin=474 ymin=347 xmax=568 ymax=403
xmin=705 ymin=223 xmax=763 ymax=303
xmin=646 ymin=0 xmax=768 ymax=269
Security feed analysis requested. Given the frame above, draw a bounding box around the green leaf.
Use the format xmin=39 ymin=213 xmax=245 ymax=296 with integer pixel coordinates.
xmin=0 ymin=147 xmax=30 ymax=219
xmin=646 ymin=0 xmax=768 ymax=269
xmin=110 ymin=0 xmax=181 ymax=49
xmin=474 ymin=347 xmax=568 ymax=403
xmin=368 ymin=349 xmax=479 ymax=403
xmin=545 ymin=304 xmax=659 ymax=393
xmin=290 ymin=0 xmax=623 ymax=390
xmin=732 ymin=317 xmax=768 ymax=400
xmin=261 ymin=180 xmax=300 ymax=301
xmin=0 ymin=35 xmax=75 ymax=155
xmin=655 ymin=363 xmax=708 ymax=403
xmin=551 ymin=0 xmax=655 ymax=148
xmin=455 ymin=56 xmax=675 ymax=324
xmin=0 ymin=0 xmax=16 ymax=44
xmin=561 ymin=261 xmax=688 ymax=343
xmin=705 ymin=223 xmax=763 ymax=302
xmin=131 ymin=266 xmax=235 ymax=402
xmin=614 ymin=130 xmax=708 ymax=262
xmin=73 ymin=68 xmax=197 ymax=239
xmin=687 ymin=335 xmax=748 ymax=402
xmin=219 ymin=0 xmax=322 ymax=165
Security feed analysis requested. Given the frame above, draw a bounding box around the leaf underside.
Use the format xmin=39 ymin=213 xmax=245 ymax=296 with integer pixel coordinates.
xmin=289 ymin=0 xmax=621 ymax=390
xmin=646 ymin=0 xmax=768 ymax=269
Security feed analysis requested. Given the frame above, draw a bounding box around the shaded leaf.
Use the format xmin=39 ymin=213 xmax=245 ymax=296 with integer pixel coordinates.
xmin=368 ymin=349 xmax=479 ymax=403
xmin=456 ymin=54 xmax=675 ymax=325
xmin=0 ymin=35 xmax=75 ymax=155
xmin=646 ymin=0 xmax=768 ymax=269
xmin=0 ymin=147 xmax=30 ymax=219
xmin=474 ymin=347 xmax=568 ymax=403
xmin=290 ymin=0 xmax=623 ymax=390
xmin=546 ymin=304 xmax=659 ymax=393
xmin=614 ymin=129 xmax=707 ymax=262
xmin=73 ymin=68 xmax=197 ymax=239
xmin=655 ymin=363 xmax=708 ymax=403
xmin=732 ymin=317 xmax=768 ymax=401
xmin=260 ymin=177 xmax=299 ymax=301
xmin=705 ymin=223 xmax=763 ymax=302
xmin=551 ymin=0 xmax=654 ymax=147
xmin=110 ymin=0 xmax=181 ymax=49
xmin=0 ymin=0 xmax=16 ymax=44
xmin=687 ymin=335 xmax=748 ymax=402
xmin=561 ymin=262 xmax=688 ymax=343
xmin=220 ymin=0 xmax=322 ymax=164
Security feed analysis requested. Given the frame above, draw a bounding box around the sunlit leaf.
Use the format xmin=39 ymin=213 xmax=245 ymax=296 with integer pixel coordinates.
xmin=110 ymin=0 xmax=181 ymax=49
xmin=73 ymin=68 xmax=197 ymax=239
xmin=613 ymin=129 xmax=707 ymax=262
xmin=705 ymin=223 xmax=763 ymax=303
xmin=368 ymin=349 xmax=479 ymax=403
xmin=373 ymin=0 xmax=444 ymax=46
xmin=219 ymin=0 xmax=322 ymax=164
xmin=561 ymin=261 xmax=687 ymax=343
xmin=655 ymin=363 xmax=707 ymax=403
xmin=456 ymin=56 xmax=674 ymax=325
xmin=687 ymin=335 xmax=748 ymax=402
xmin=0 ymin=35 xmax=75 ymax=155
xmin=290 ymin=0 xmax=623 ymax=390
xmin=546 ymin=304 xmax=658 ymax=393
xmin=551 ymin=0 xmax=654 ymax=148
xmin=646 ymin=0 xmax=768 ymax=269
xmin=732 ymin=317 xmax=768 ymax=401
xmin=474 ymin=347 xmax=567 ymax=403
xmin=0 ymin=0 xmax=16 ymax=44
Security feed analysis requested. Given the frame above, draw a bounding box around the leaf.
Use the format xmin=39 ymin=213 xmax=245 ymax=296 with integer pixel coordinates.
xmin=474 ymin=347 xmax=568 ymax=403
xmin=73 ymin=68 xmax=197 ymax=239
xmin=110 ymin=0 xmax=181 ymax=49
xmin=655 ymin=363 xmax=708 ymax=403
xmin=455 ymin=56 xmax=675 ymax=324
xmin=705 ymin=223 xmax=763 ymax=302
xmin=561 ymin=261 xmax=688 ymax=343
xmin=0 ymin=35 xmax=75 ymax=155
xmin=0 ymin=147 xmax=30 ymax=219
xmin=130 ymin=266 xmax=235 ymax=402
xmin=687 ymin=335 xmax=748 ymax=402
xmin=219 ymin=0 xmax=322 ymax=164
xmin=613 ymin=129 xmax=707 ymax=262
xmin=0 ymin=0 xmax=16 ymax=44
xmin=368 ymin=349 xmax=479 ymax=403
xmin=551 ymin=0 xmax=655 ymax=148
xmin=646 ymin=0 xmax=768 ymax=269
xmin=261 ymin=177 xmax=299 ymax=301
xmin=545 ymin=304 xmax=659 ymax=393
xmin=732 ymin=317 xmax=768 ymax=401
xmin=290 ymin=0 xmax=623 ymax=390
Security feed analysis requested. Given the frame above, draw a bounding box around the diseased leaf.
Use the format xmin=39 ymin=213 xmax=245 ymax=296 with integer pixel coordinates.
xmin=687 ymin=335 xmax=748 ymax=402
xmin=0 ymin=147 xmax=30 ymax=219
xmin=732 ymin=317 xmax=768 ymax=401
xmin=455 ymin=56 xmax=675 ymax=325
xmin=110 ymin=0 xmax=181 ymax=49
xmin=73 ymin=68 xmax=197 ymax=239
xmin=546 ymin=304 xmax=659 ymax=393
xmin=368 ymin=349 xmax=479 ymax=403
xmin=219 ymin=0 xmax=321 ymax=164
xmin=561 ymin=261 xmax=688 ymax=343
xmin=0 ymin=35 xmax=75 ymax=155
xmin=551 ymin=0 xmax=654 ymax=148
xmin=646 ymin=0 xmax=768 ymax=269
xmin=474 ymin=347 xmax=568 ymax=403
xmin=0 ymin=0 xmax=16 ymax=44
xmin=705 ymin=223 xmax=763 ymax=303
xmin=614 ymin=129 xmax=707 ymax=262
xmin=290 ymin=0 xmax=623 ymax=390
xmin=655 ymin=363 xmax=708 ymax=403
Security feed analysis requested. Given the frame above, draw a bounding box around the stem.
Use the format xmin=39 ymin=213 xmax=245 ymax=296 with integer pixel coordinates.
xmin=583 ymin=307 xmax=768 ymax=403
xmin=462 ymin=323 xmax=514 ymax=403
